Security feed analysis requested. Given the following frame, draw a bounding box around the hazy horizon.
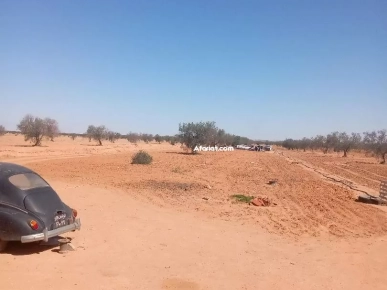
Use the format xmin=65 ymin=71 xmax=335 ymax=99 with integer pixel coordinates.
xmin=1 ymin=0 xmax=386 ymax=140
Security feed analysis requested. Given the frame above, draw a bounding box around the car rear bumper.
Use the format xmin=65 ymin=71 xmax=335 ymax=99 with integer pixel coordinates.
xmin=20 ymin=218 xmax=81 ymax=243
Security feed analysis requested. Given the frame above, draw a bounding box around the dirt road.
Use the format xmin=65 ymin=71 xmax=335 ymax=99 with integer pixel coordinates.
xmin=1 ymin=181 xmax=386 ymax=290
xmin=1 ymin=135 xmax=387 ymax=289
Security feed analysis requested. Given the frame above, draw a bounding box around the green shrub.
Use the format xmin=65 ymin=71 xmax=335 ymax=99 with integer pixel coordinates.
xmin=231 ymin=194 xmax=254 ymax=203
xmin=131 ymin=150 xmax=153 ymax=165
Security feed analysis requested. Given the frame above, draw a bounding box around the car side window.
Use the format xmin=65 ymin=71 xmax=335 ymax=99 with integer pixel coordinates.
xmin=8 ymin=173 xmax=50 ymax=190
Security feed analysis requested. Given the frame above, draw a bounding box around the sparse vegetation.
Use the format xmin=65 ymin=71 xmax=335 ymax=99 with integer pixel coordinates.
xmin=162 ymin=135 xmax=171 ymax=142
xmin=131 ymin=150 xmax=153 ymax=164
xmin=169 ymin=137 xmax=177 ymax=145
xmin=125 ymin=132 xmax=159 ymax=144
xmin=282 ymin=129 xmax=387 ymax=163
xmin=171 ymin=166 xmax=185 ymax=173
xmin=106 ymin=131 xmax=121 ymax=143
xmin=17 ymin=114 xmax=60 ymax=146
xmin=140 ymin=133 xmax=154 ymax=143
xmin=231 ymin=194 xmax=255 ymax=203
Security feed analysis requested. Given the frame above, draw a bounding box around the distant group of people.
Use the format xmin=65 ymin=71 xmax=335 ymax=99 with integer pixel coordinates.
xmin=251 ymin=145 xmax=272 ymax=151
xmin=252 ymin=145 xmax=264 ymax=151
xmin=235 ymin=144 xmax=273 ymax=151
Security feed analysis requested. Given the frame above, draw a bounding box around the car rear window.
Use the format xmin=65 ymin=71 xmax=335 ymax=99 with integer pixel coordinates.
xmin=8 ymin=173 xmax=50 ymax=190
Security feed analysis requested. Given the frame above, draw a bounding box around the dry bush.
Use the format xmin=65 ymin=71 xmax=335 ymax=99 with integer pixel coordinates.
xmin=131 ymin=150 xmax=153 ymax=165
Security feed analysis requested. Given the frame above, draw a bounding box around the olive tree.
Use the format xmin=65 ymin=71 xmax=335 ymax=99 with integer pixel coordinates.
xmin=154 ymin=134 xmax=162 ymax=143
xmin=86 ymin=125 xmax=108 ymax=145
xmin=169 ymin=136 xmax=178 ymax=145
xmin=311 ymin=135 xmax=326 ymax=151
xmin=44 ymin=118 xmax=60 ymax=141
xmin=178 ymin=121 xmax=219 ymax=153
xmin=282 ymin=138 xmax=297 ymax=150
xmin=17 ymin=114 xmax=60 ymax=146
xmin=232 ymin=135 xmax=241 ymax=146
xmin=335 ymin=132 xmax=361 ymax=157
xmin=299 ymin=137 xmax=312 ymax=152
xmin=222 ymin=133 xmax=235 ymax=146
xmin=162 ymin=135 xmax=171 ymax=142
xmin=106 ymin=131 xmax=120 ymax=143
xmin=322 ymin=132 xmax=339 ymax=153
xmin=363 ymin=130 xmax=387 ymax=164
xmin=126 ymin=132 xmax=140 ymax=143
xmin=0 ymin=125 xmax=5 ymax=136
xmin=140 ymin=133 xmax=153 ymax=143
xmin=205 ymin=122 xmax=219 ymax=146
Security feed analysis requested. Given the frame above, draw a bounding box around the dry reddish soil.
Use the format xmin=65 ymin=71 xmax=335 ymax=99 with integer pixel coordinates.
xmin=282 ymin=149 xmax=387 ymax=193
xmin=1 ymin=134 xmax=387 ymax=289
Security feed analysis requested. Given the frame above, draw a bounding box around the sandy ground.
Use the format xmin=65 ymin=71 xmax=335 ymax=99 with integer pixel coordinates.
xmin=1 ymin=134 xmax=387 ymax=289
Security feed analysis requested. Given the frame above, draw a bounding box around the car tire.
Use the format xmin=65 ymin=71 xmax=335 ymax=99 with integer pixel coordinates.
xmin=0 ymin=239 xmax=8 ymax=252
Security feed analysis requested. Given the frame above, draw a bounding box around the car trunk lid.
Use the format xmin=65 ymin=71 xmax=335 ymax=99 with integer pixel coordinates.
xmin=23 ymin=187 xmax=70 ymax=230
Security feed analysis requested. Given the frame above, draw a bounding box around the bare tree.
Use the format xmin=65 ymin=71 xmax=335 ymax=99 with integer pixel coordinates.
xmin=363 ymin=130 xmax=387 ymax=164
xmin=86 ymin=125 xmax=108 ymax=145
xmin=17 ymin=114 xmax=59 ymax=146
xmin=0 ymin=125 xmax=5 ymax=136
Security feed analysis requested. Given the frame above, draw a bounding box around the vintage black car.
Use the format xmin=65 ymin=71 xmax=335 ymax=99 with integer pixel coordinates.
xmin=0 ymin=162 xmax=81 ymax=252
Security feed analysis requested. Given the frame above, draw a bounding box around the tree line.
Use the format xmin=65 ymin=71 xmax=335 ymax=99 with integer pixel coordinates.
xmin=5 ymin=114 xmax=384 ymax=164
xmin=177 ymin=121 xmax=256 ymax=153
xmin=0 ymin=114 xmax=60 ymax=146
xmin=85 ymin=121 xmax=256 ymax=150
xmin=281 ymin=130 xmax=387 ymax=164
xmin=0 ymin=115 xmax=257 ymax=149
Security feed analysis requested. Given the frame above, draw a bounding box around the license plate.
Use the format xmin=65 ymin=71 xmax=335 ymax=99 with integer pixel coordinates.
xmin=53 ymin=213 xmax=67 ymax=229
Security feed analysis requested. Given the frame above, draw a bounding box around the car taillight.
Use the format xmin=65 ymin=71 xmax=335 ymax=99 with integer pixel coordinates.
xmin=72 ymin=209 xmax=78 ymax=218
xmin=30 ymin=220 xmax=39 ymax=230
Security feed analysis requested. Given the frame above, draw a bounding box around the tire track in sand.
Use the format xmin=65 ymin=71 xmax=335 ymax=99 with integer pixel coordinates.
xmin=1 ymin=154 xmax=92 ymax=166
xmin=276 ymin=151 xmax=381 ymax=198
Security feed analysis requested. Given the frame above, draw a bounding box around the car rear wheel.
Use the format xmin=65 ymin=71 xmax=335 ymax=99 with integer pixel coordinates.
xmin=0 ymin=239 xmax=8 ymax=252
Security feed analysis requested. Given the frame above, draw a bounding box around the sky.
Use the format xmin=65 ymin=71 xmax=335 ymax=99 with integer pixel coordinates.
xmin=1 ymin=0 xmax=386 ymax=141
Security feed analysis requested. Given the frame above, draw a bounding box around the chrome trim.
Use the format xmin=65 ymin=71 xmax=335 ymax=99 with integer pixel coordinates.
xmin=20 ymin=218 xmax=81 ymax=243
xmin=0 ymin=202 xmax=28 ymax=213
